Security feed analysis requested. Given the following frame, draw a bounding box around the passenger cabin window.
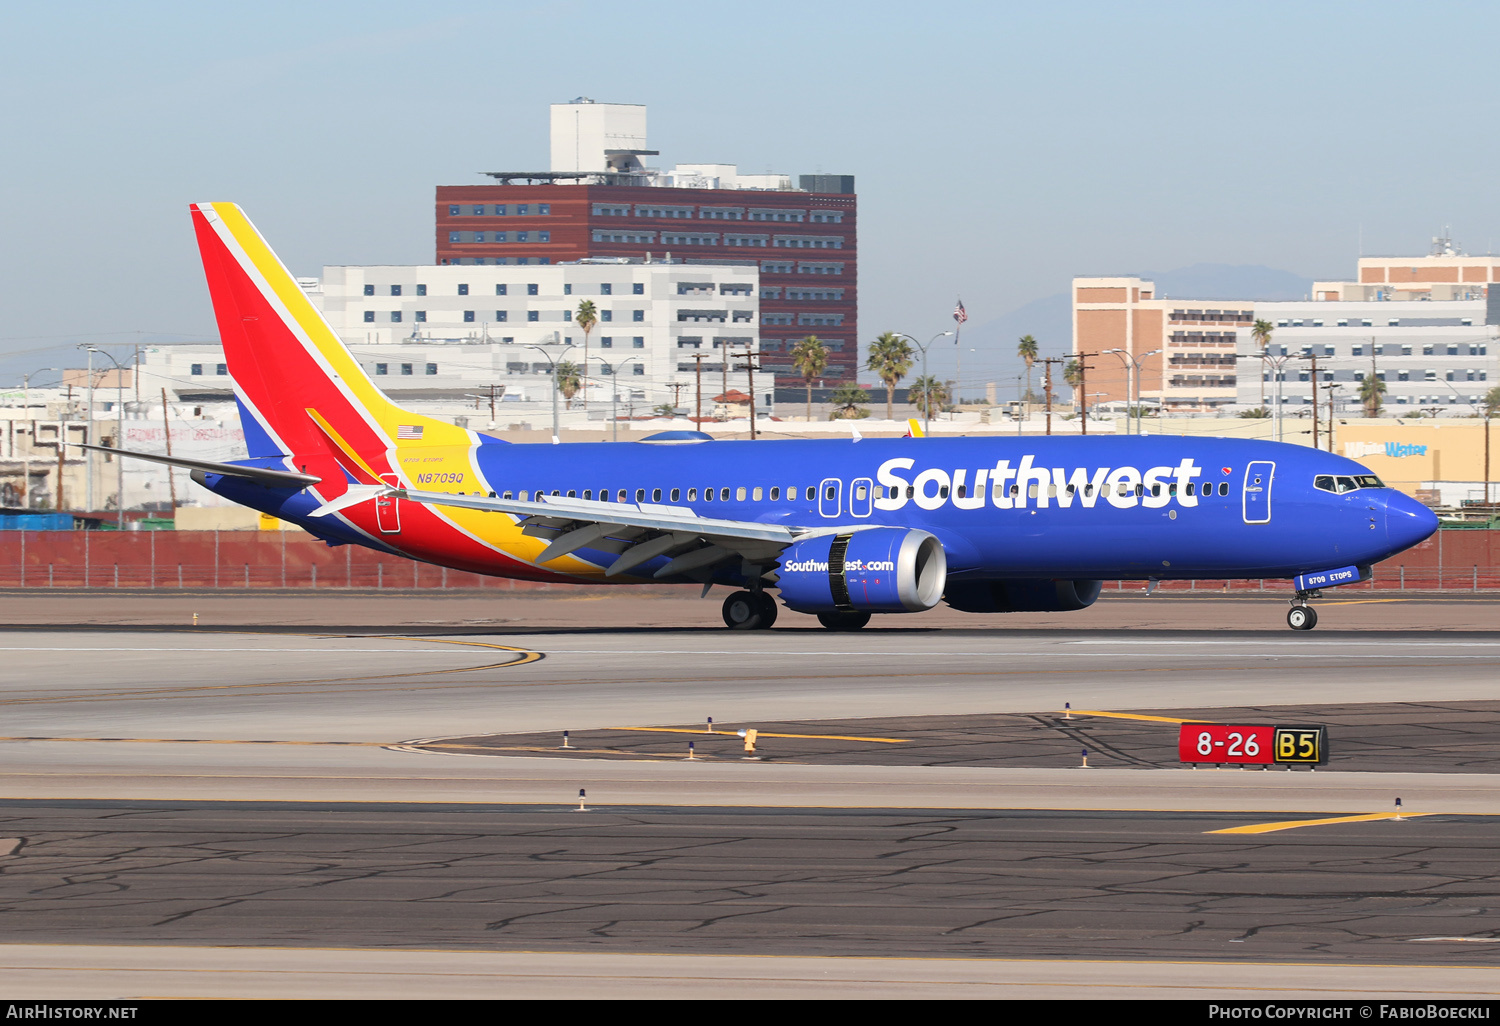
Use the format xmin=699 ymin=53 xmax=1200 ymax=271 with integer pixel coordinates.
xmin=688 ymin=488 xmax=698 ymax=501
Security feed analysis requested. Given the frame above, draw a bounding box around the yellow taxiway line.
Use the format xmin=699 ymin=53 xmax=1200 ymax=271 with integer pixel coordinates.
xmin=1209 ymin=811 xmax=1432 ymax=834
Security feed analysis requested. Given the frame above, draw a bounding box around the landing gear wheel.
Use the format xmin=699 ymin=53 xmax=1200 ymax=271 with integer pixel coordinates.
xmin=722 ymin=590 xmax=770 ymax=630
xmin=1287 ymin=605 xmax=1318 ymax=631
xmin=817 ymin=610 xmax=871 ymax=631
xmin=754 ymin=591 xmax=779 ymax=629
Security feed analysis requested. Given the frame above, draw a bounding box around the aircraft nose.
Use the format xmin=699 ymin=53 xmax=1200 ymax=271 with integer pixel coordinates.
xmin=1385 ymin=490 xmax=1439 ymax=551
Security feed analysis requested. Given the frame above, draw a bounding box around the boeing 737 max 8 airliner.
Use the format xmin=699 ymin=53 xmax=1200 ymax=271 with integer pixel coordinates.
xmin=89 ymin=204 xmax=1440 ymax=631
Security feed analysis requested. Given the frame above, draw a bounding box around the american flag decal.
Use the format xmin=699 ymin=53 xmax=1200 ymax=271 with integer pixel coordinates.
xmin=397 ymin=425 xmax=424 ymax=440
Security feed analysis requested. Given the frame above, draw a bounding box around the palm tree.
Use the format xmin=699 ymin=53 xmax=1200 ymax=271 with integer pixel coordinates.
xmin=1016 ymin=335 xmax=1038 ymax=403
xmin=866 ymin=331 xmax=914 ymax=420
xmin=789 ymin=335 xmax=829 ymax=421
xmin=908 ymin=375 xmax=949 ymax=419
xmin=1358 ymin=372 xmax=1386 ymax=418
xmin=556 ymin=359 xmax=582 ymax=409
xmin=576 ymin=300 xmax=597 ymax=408
xmin=829 ymin=383 xmax=870 ymax=420
xmin=1251 ymin=319 xmax=1274 ymax=406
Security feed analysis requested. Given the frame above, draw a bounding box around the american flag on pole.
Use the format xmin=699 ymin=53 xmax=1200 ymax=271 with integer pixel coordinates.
xmin=953 ymin=299 xmax=967 ymax=325
xmin=396 ymin=425 xmax=424 ymax=440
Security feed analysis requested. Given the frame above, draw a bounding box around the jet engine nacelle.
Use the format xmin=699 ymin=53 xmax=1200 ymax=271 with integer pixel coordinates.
xmin=944 ymin=579 xmax=1103 ymax=613
xmin=777 ymin=529 xmax=947 ymax=614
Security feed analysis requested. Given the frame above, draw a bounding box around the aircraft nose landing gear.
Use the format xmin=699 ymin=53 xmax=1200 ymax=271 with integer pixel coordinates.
xmin=1287 ymin=591 xmax=1320 ymax=631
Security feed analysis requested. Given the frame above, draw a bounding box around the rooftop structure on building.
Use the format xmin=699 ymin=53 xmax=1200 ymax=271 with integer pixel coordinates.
xmin=436 ymin=98 xmax=857 ymax=386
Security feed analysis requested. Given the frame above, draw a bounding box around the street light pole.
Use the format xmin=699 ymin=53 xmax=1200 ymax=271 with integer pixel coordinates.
xmin=610 ymin=358 xmax=644 ymax=442
xmin=523 ymin=341 xmax=574 ymax=442
xmin=87 ymin=346 xmax=129 ymax=529
xmin=893 ymin=331 xmax=953 ymax=435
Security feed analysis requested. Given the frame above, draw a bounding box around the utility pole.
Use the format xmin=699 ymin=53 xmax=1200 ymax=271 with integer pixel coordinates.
xmin=733 ymin=348 xmax=761 ymax=440
xmin=160 ymin=388 xmax=178 ymax=512
xmin=1306 ymin=353 xmax=1320 ymax=450
xmin=669 ymin=381 xmax=686 ymax=412
xmin=1075 ymin=354 xmax=1092 ymax=436
xmin=690 ymin=351 xmax=709 ymax=425
xmin=1039 ymin=357 xmax=1064 ymax=436
xmin=85 ymin=348 xmax=94 ymax=511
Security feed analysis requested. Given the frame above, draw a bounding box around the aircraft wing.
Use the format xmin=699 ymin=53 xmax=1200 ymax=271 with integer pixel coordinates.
xmin=310 ymin=486 xmax=843 ymax=579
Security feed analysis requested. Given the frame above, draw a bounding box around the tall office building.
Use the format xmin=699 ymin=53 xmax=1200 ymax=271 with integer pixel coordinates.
xmin=435 ymin=98 xmax=858 ymax=385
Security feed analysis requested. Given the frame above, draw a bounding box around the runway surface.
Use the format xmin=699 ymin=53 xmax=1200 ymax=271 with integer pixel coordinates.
xmin=0 ymin=595 xmax=1497 ymax=997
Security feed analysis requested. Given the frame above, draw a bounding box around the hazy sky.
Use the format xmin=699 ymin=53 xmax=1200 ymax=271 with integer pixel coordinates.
xmin=3 ymin=0 xmax=1498 ymax=387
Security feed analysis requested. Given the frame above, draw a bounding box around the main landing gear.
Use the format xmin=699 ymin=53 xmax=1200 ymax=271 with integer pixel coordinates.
xmin=1287 ymin=592 xmax=1320 ymax=631
xmin=722 ymin=590 xmax=778 ymax=630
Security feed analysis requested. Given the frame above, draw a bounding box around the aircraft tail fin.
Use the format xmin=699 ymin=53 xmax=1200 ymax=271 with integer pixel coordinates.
xmin=904 ymin=418 xmax=925 ymax=438
xmin=190 ymin=203 xmax=468 ymax=477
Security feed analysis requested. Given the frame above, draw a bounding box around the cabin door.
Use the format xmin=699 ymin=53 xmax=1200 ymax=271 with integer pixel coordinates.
xmin=376 ymin=474 xmax=402 ymax=533
xmin=1242 ymin=461 xmax=1274 ymax=524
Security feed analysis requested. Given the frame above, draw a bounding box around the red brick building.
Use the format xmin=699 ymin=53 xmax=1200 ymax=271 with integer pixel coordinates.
xmin=434 ymin=177 xmax=858 ymax=384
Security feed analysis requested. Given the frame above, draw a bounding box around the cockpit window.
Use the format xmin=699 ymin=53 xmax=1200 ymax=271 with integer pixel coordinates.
xmin=1315 ymin=473 xmax=1384 ymax=493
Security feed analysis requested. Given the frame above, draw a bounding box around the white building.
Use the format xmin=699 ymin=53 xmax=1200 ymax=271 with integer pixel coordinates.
xmin=133 ymin=257 xmax=768 ymax=423
xmin=1240 ymin=299 xmax=1495 ymax=415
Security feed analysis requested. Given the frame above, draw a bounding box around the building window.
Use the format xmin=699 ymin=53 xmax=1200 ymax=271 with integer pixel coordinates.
xmin=495 ymin=284 xmax=507 ymax=296
xmin=492 ymin=232 xmax=507 ymax=243
xmin=449 ymin=232 xmax=460 ymax=243
xmin=528 ymin=311 xmax=539 ymax=322
xmin=563 ymin=284 xmax=572 ymax=296
xmin=516 ymin=205 xmax=529 ymax=215
xmin=364 ymin=311 xmax=375 ymax=323
xmin=528 ymin=283 xmax=539 ymax=296
xmin=538 ymin=203 xmax=550 ymax=215
xmin=564 ymin=309 xmax=572 ymax=322
xmin=539 ymin=231 xmax=550 ymax=242
xmin=632 ymin=310 xmax=644 ymax=322
xmin=415 ymin=311 xmax=427 ymax=322
xmin=416 ymin=284 xmax=427 ymax=296
xmin=633 ymin=283 xmax=644 ymax=295
xmin=190 ymin=364 xmax=203 ymax=375
xmin=518 ymin=232 xmax=529 ymax=243
xmin=448 ymin=205 xmax=459 ymax=216
xmin=390 ymin=312 xmax=402 ymax=323
xmin=601 ymin=283 xmax=613 ymax=295
xmin=363 ymin=284 xmax=375 ymax=296
xmin=458 ymin=283 xmax=469 ymax=296
xmin=389 ymin=285 xmax=401 ymax=296
xmin=401 ymin=364 xmax=413 ymax=375
xmin=494 ymin=205 xmax=506 ymax=216
xmin=426 ymin=363 xmax=438 ymax=375
xmin=633 ymin=364 xmax=644 ymax=374
xmin=464 ymin=311 xmax=475 ymax=322
xmin=496 ymin=310 xmax=508 ymax=321
xmin=601 ymin=310 xmax=612 ymax=322
xmin=600 ymin=337 xmax=613 ymax=348
xmin=375 ymin=364 xmax=387 ymax=375
xmin=633 ymin=337 xmax=644 ymax=349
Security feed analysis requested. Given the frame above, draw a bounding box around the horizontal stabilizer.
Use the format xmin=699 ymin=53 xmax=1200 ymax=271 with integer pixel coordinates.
xmin=307 ymin=484 xmax=388 ymax=519
xmin=74 ymin=443 xmax=321 ymax=488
